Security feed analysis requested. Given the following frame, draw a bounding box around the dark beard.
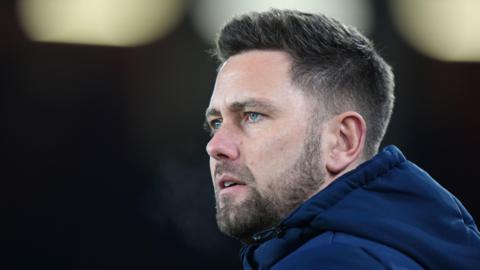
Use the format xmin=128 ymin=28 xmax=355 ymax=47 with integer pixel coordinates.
xmin=215 ymin=187 xmax=278 ymax=242
xmin=214 ymin=126 xmax=325 ymax=242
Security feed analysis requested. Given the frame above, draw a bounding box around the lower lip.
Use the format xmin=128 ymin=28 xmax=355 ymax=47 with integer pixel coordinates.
xmin=219 ymin=185 xmax=247 ymax=196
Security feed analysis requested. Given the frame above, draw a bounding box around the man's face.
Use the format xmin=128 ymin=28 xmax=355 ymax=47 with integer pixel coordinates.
xmin=205 ymin=50 xmax=326 ymax=242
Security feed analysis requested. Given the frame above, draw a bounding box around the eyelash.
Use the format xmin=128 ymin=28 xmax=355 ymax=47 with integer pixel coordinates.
xmin=206 ymin=112 xmax=264 ymax=136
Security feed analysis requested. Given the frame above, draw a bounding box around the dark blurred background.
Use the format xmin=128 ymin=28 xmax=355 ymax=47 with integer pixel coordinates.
xmin=2 ymin=0 xmax=479 ymax=269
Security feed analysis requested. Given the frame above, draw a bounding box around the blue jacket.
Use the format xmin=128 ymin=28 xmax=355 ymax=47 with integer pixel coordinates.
xmin=241 ymin=146 xmax=480 ymax=269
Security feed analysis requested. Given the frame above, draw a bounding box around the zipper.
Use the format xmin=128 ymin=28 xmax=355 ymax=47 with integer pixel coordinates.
xmin=251 ymin=226 xmax=285 ymax=243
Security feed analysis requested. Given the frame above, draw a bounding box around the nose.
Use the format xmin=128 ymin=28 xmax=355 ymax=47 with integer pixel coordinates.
xmin=206 ymin=126 xmax=240 ymax=161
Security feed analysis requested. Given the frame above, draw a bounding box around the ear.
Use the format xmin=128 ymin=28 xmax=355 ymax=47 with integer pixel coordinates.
xmin=325 ymin=112 xmax=366 ymax=176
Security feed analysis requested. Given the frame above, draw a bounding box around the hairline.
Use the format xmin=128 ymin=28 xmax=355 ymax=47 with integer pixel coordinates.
xmin=213 ymin=10 xmax=395 ymax=158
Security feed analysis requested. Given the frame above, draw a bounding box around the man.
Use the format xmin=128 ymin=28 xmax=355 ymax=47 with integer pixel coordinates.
xmin=204 ymin=9 xmax=480 ymax=269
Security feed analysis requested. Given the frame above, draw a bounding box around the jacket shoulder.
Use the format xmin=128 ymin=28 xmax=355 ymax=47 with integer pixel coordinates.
xmin=272 ymin=232 xmax=423 ymax=270
xmin=272 ymin=242 xmax=384 ymax=270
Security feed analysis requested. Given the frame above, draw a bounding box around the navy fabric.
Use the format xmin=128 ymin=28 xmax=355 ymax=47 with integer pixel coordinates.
xmin=241 ymin=145 xmax=480 ymax=269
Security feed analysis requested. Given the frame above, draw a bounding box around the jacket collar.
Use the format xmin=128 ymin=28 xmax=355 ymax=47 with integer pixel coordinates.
xmin=241 ymin=145 xmax=406 ymax=269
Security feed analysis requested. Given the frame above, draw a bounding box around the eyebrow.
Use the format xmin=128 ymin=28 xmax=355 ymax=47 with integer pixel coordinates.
xmin=204 ymin=98 xmax=279 ymax=119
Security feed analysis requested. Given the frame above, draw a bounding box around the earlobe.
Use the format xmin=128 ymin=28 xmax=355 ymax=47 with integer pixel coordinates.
xmin=325 ymin=112 xmax=366 ymax=176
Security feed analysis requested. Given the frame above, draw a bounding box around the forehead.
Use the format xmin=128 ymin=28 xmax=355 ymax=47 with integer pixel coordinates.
xmin=208 ymin=50 xmax=302 ymax=110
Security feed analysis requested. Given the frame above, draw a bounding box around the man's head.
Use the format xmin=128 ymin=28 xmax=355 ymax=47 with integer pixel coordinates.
xmin=204 ymin=9 xmax=394 ymax=242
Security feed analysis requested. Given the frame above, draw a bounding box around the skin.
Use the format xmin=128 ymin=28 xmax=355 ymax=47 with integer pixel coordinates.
xmin=205 ymin=50 xmax=367 ymax=242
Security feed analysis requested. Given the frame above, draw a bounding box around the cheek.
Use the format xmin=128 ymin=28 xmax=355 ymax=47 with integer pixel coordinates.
xmin=246 ymin=129 xmax=304 ymax=182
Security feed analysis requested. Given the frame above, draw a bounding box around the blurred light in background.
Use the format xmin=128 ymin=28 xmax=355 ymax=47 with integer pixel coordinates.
xmin=191 ymin=0 xmax=374 ymax=44
xmin=390 ymin=0 xmax=480 ymax=62
xmin=17 ymin=0 xmax=186 ymax=47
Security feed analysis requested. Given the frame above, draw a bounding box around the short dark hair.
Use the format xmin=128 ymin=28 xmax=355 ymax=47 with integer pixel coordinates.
xmin=213 ymin=9 xmax=395 ymax=158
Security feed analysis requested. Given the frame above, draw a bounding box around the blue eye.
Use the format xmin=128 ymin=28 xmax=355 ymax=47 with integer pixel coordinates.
xmin=211 ymin=119 xmax=222 ymax=130
xmin=246 ymin=112 xmax=262 ymax=122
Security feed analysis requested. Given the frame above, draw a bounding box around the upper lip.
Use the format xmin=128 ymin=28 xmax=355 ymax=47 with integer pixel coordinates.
xmin=217 ymin=175 xmax=246 ymax=190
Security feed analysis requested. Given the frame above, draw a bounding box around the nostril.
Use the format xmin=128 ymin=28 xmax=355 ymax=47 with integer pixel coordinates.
xmin=216 ymin=152 xmax=230 ymax=160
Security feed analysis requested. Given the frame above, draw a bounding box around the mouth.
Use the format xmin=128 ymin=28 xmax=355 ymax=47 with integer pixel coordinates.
xmin=218 ymin=176 xmax=246 ymax=190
